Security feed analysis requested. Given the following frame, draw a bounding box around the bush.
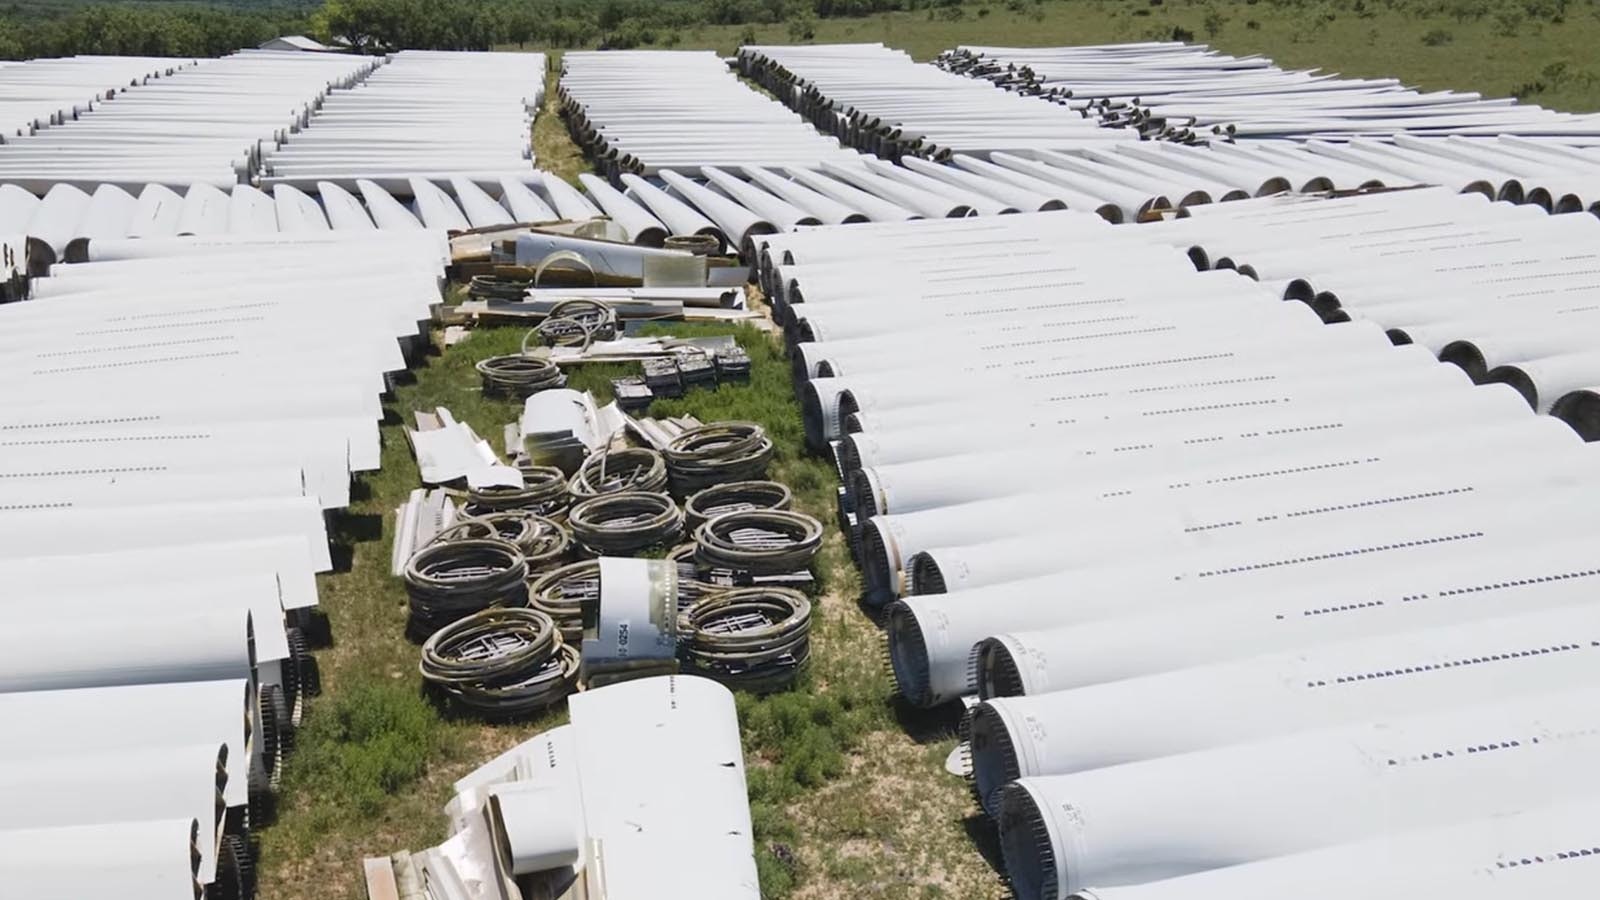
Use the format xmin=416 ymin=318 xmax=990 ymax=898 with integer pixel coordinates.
xmin=787 ymin=12 xmax=817 ymax=39
xmin=738 ymin=688 xmax=873 ymax=899
xmin=1512 ymin=78 xmax=1547 ymax=99
xmin=706 ymin=0 xmax=755 ymax=24
xmin=1522 ymin=0 xmax=1567 ymax=24
xmin=1447 ymin=0 xmax=1491 ymax=23
xmin=1494 ymin=8 xmax=1525 ymax=35
xmin=286 ymin=682 xmax=443 ymax=817
xmin=738 ymin=690 xmax=871 ymax=800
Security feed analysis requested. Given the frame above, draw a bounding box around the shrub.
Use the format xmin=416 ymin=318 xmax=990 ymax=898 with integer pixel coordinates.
xmin=1512 ymin=78 xmax=1546 ymax=99
xmin=286 ymin=682 xmax=442 ymax=817
xmin=787 ymin=13 xmax=816 ymax=39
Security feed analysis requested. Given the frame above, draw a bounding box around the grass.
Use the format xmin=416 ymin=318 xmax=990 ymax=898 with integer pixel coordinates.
xmin=255 ymin=324 xmax=575 ymax=899
xmin=564 ymin=0 xmax=1600 ymax=113
xmin=533 ymin=55 xmax=589 ymax=186
xmin=256 ymin=307 xmax=992 ymax=899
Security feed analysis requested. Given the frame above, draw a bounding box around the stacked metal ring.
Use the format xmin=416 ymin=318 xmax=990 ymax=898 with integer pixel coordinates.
xmin=664 ymin=421 xmax=774 ymax=495
xmin=419 ymin=608 xmax=578 ymax=718
xmin=467 ymin=466 xmax=569 ymax=518
xmin=527 ymin=559 xmax=599 ymax=643
xmin=684 ymin=480 xmax=793 ymax=530
xmin=433 ymin=512 xmax=569 ymax=571
xmin=678 ymin=587 xmax=812 ymax=692
xmin=475 ymin=354 xmax=565 ymax=398
xmin=403 ymin=538 xmax=528 ymax=638
xmin=693 ymin=509 xmax=823 ymax=575
xmin=569 ymin=446 xmax=668 ymax=498
xmin=568 ymin=491 xmax=684 ymax=556
xmin=466 ymin=274 xmax=532 ymax=301
xmin=533 ymin=299 xmax=617 ymax=350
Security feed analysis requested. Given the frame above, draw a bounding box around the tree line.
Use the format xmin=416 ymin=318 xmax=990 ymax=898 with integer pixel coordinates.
xmin=0 ymin=0 xmax=965 ymax=59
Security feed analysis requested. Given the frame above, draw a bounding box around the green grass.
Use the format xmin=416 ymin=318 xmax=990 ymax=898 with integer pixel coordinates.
xmin=256 ymin=313 xmax=912 ymax=899
xmin=255 ymin=324 xmax=574 ymax=899
xmin=283 ymin=682 xmax=443 ymax=818
xmin=544 ymin=0 xmax=1600 ymax=114
xmin=534 ymin=54 xmax=590 ymax=187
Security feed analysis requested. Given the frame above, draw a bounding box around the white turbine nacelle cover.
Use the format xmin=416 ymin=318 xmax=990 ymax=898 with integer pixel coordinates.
xmin=436 ymin=676 xmax=757 ymax=899
xmin=446 ymin=727 xmax=574 ymax=836
xmin=567 ymin=676 xmax=757 ymax=900
xmin=490 ymin=784 xmax=582 ymax=874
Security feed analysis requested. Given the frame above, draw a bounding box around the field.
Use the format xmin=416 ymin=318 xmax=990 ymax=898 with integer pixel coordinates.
xmin=258 ymin=4 xmax=1600 ymax=899
xmin=255 ymin=312 xmax=1000 ymax=900
xmin=622 ymin=0 xmax=1600 ymax=114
